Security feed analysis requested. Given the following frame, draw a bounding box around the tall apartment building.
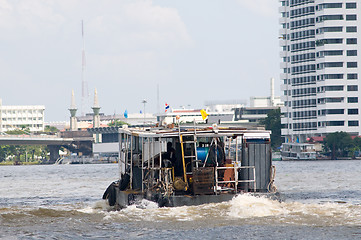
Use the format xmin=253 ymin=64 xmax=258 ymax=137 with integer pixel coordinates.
xmin=279 ymin=0 xmax=361 ymax=142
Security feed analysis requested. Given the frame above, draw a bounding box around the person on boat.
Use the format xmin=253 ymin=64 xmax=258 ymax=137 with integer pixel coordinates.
xmin=207 ymin=138 xmax=225 ymax=167
xmin=163 ymin=142 xmax=176 ymax=167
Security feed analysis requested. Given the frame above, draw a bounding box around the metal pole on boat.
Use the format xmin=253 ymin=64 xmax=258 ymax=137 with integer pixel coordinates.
xmin=141 ymin=137 xmax=144 ymax=192
xmin=118 ymin=132 xmax=122 ymax=177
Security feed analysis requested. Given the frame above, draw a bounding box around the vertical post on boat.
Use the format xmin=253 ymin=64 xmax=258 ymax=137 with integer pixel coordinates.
xmin=179 ymin=135 xmax=188 ymax=190
xmin=151 ymin=138 xmax=155 ymax=170
xmin=130 ymin=135 xmax=133 ymax=189
xmin=193 ymin=119 xmax=199 ymax=169
xmin=235 ymin=136 xmax=239 ymax=164
xmin=159 ymin=138 xmax=162 ymax=181
xmin=141 ymin=137 xmax=144 ymax=192
xmin=118 ymin=132 xmax=123 ymax=177
xmin=215 ymin=137 xmax=218 ymax=195
xmin=227 ymin=137 xmax=231 ymax=160
xmin=148 ymin=138 xmax=150 ymax=169
xmin=125 ymin=134 xmax=129 ymax=174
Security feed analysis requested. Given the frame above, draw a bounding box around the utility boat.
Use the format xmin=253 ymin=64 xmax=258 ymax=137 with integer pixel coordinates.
xmin=281 ymin=143 xmax=316 ymax=160
xmin=103 ymin=125 xmax=278 ymax=208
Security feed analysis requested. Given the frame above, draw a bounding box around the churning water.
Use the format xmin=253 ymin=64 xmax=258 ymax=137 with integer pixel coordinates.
xmin=0 ymin=161 xmax=360 ymax=239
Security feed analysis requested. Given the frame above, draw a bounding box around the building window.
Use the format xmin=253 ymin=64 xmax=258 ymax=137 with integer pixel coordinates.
xmin=316 ymin=38 xmax=343 ymax=46
xmin=316 ymin=15 xmax=343 ymax=22
xmin=348 ymin=97 xmax=358 ymax=103
xmin=327 ymin=121 xmax=344 ymax=126
xmin=316 ymin=3 xmax=342 ymax=10
xmin=348 ymin=121 xmax=359 ymax=126
xmin=347 ymin=85 xmax=358 ymax=91
xmin=346 ymin=3 xmax=357 ymax=9
xmin=346 ymin=26 xmax=357 ymax=32
xmin=317 ymin=27 xmax=343 ymax=34
xmin=326 ymin=109 xmax=344 ymax=115
xmin=318 ymin=74 xmax=343 ymax=81
xmin=347 ymin=73 xmax=358 ymax=79
xmin=347 ymin=50 xmax=357 ymax=56
xmin=317 ymin=50 xmax=343 ymax=57
xmin=325 ymin=86 xmax=344 ymax=91
xmin=346 ymin=15 xmax=357 ymax=21
xmin=317 ymin=62 xmax=343 ymax=70
xmin=347 ymin=38 xmax=357 ymax=44
xmin=347 ymin=62 xmax=358 ymax=68
xmin=348 ymin=109 xmax=359 ymax=115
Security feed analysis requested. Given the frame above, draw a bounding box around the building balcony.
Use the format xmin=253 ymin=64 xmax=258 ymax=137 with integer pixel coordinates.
xmin=279 ymin=51 xmax=288 ymax=58
xmin=280 ymin=62 xmax=288 ymax=68
xmin=279 ymin=28 xmax=287 ymax=36
xmin=279 ymin=6 xmax=287 ymax=13
xmin=279 ymin=18 xmax=287 ymax=24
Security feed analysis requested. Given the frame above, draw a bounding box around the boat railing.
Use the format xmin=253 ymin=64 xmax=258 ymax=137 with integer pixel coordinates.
xmin=215 ymin=165 xmax=256 ymax=193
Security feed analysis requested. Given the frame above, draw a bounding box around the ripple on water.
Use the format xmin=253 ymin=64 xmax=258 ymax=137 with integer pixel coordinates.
xmin=89 ymin=194 xmax=361 ymax=228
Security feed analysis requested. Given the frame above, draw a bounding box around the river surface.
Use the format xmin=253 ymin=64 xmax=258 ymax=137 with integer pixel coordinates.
xmin=0 ymin=160 xmax=360 ymax=239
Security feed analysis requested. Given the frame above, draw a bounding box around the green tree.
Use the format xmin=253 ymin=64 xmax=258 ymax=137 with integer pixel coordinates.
xmin=260 ymin=108 xmax=282 ymax=149
xmin=6 ymin=129 xmax=30 ymax=135
xmin=44 ymin=125 xmax=59 ymax=133
xmin=324 ymin=132 xmax=354 ymax=159
xmin=108 ymin=120 xmax=129 ymax=127
xmin=0 ymin=146 xmax=9 ymax=162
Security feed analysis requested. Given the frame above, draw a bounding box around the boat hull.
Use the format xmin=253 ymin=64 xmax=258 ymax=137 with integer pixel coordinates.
xmin=113 ymin=188 xmax=281 ymax=209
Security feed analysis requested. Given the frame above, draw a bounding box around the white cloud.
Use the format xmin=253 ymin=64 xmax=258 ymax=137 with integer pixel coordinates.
xmin=88 ymin=0 xmax=192 ymax=52
xmin=236 ymin=0 xmax=278 ymax=17
xmin=0 ymin=0 xmax=65 ymax=35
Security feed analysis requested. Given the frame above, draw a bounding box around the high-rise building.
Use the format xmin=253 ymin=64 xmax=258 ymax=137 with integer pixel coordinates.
xmin=279 ymin=0 xmax=360 ymax=142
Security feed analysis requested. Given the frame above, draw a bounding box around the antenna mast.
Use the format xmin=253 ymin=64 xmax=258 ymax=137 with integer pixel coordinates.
xmin=81 ymin=20 xmax=89 ymax=116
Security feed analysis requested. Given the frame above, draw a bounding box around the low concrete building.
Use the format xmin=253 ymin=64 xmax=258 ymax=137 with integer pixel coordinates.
xmin=0 ymin=99 xmax=45 ymax=132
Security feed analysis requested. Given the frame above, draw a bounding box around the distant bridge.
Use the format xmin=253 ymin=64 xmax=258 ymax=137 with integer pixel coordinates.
xmin=0 ymin=134 xmax=73 ymax=146
xmin=0 ymin=134 xmax=90 ymax=163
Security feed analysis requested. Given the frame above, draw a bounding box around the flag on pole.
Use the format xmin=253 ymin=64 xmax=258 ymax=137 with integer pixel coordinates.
xmin=200 ymin=109 xmax=209 ymax=120
xmin=165 ymin=103 xmax=170 ymax=112
xmin=124 ymin=109 xmax=128 ymax=118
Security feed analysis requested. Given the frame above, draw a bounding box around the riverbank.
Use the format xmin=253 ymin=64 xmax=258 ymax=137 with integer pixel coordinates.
xmin=0 ymin=161 xmax=41 ymax=166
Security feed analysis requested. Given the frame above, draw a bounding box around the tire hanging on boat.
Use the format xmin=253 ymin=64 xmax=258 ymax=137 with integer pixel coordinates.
xmin=102 ymin=174 xmax=130 ymax=207
xmin=158 ymin=196 xmax=171 ymax=207
xmin=102 ymin=182 xmax=117 ymax=206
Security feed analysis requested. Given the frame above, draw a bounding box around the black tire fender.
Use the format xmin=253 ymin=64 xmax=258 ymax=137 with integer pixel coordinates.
xmin=102 ymin=182 xmax=117 ymax=206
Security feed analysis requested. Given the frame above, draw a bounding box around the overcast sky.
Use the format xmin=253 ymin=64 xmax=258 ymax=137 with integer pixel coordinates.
xmin=0 ymin=0 xmax=280 ymax=121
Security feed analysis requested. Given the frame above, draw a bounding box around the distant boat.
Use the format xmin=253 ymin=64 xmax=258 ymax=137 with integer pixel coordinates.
xmin=272 ymin=151 xmax=281 ymax=161
xmin=281 ymin=143 xmax=316 ymax=160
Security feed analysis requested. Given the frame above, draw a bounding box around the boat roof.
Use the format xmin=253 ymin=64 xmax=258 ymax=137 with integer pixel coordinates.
xmin=118 ymin=125 xmax=271 ymax=139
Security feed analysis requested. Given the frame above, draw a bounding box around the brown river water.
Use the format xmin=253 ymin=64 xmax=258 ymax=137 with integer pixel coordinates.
xmin=0 ymin=160 xmax=360 ymax=239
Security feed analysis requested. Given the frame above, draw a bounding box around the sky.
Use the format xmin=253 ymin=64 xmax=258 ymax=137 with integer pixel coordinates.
xmin=0 ymin=0 xmax=280 ymax=121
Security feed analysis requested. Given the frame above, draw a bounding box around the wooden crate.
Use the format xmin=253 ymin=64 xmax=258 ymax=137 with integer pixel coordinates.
xmin=192 ymin=167 xmax=215 ymax=195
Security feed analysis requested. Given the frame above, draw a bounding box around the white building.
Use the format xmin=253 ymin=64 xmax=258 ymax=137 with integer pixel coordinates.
xmin=250 ymin=78 xmax=283 ymax=108
xmin=0 ymin=99 xmax=45 ymax=132
xmin=279 ymin=0 xmax=361 ymax=142
xmin=204 ymin=100 xmax=246 ymax=112
xmin=75 ymin=113 xmax=157 ymax=128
